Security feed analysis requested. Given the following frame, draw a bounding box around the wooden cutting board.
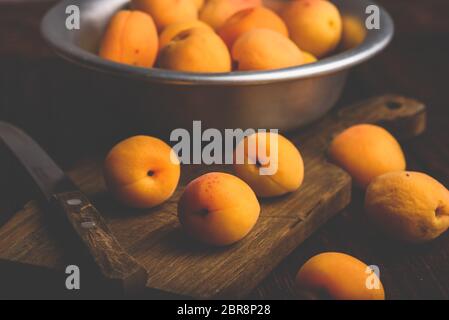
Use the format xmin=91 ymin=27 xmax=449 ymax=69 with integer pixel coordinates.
xmin=0 ymin=95 xmax=426 ymax=299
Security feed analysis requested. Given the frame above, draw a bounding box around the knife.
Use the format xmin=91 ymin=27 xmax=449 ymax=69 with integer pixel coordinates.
xmin=0 ymin=121 xmax=148 ymax=296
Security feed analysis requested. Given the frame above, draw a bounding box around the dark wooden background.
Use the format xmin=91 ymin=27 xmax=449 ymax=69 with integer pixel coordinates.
xmin=0 ymin=0 xmax=448 ymax=299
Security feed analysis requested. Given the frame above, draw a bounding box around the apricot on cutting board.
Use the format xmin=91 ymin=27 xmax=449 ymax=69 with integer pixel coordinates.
xmin=199 ymin=0 xmax=262 ymax=30
xmin=232 ymin=29 xmax=304 ymax=71
xmin=233 ymin=132 xmax=304 ymax=197
xmin=282 ymin=0 xmax=342 ymax=58
xmin=158 ymin=27 xmax=231 ymax=73
xmin=296 ymin=252 xmax=385 ymax=300
xmin=178 ymin=172 xmax=260 ymax=246
xmin=159 ymin=20 xmax=213 ymax=50
xmin=218 ymin=7 xmax=288 ymax=49
xmin=99 ymin=10 xmax=158 ymax=67
xmin=365 ymin=171 xmax=449 ymax=243
xmin=104 ymin=136 xmax=180 ymax=209
xmin=131 ymin=0 xmax=198 ymax=31
xmin=328 ymin=124 xmax=406 ymax=188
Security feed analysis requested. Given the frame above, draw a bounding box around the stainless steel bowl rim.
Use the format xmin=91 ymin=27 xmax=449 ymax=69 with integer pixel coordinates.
xmin=41 ymin=0 xmax=394 ymax=86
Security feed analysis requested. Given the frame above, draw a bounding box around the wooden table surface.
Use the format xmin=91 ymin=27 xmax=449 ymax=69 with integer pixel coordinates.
xmin=0 ymin=0 xmax=448 ymax=299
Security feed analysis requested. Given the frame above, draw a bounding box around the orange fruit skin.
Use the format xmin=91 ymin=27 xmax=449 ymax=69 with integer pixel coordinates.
xmin=365 ymin=171 xmax=449 ymax=243
xmin=159 ymin=20 xmax=213 ymax=50
xmin=340 ymin=15 xmax=367 ymax=51
xmin=282 ymin=0 xmax=342 ymax=58
xmin=233 ymin=132 xmax=304 ymax=197
xmin=192 ymin=0 xmax=204 ymax=10
xmin=200 ymin=0 xmax=262 ymax=30
xmin=104 ymin=136 xmax=181 ymax=209
xmin=178 ymin=172 xmax=260 ymax=246
xmin=132 ymin=0 xmax=198 ymax=31
xmin=99 ymin=10 xmax=158 ymax=67
xmin=302 ymin=51 xmax=318 ymax=64
xmin=296 ymin=252 xmax=385 ymax=300
xmin=262 ymin=0 xmax=288 ymax=14
xmin=158 ymin=27 xmax=231 ymax=73
xmin=328 ymin=124 xmax=406 ymax=188
xmin=218 ymin=7 xmax=288 ymax=49
xmin=232 ymin=29 xmax=304 ymax=71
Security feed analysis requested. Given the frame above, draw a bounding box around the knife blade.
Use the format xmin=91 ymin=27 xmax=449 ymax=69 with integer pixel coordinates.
xmin=0 ymin=121 xmax=148 ymax=296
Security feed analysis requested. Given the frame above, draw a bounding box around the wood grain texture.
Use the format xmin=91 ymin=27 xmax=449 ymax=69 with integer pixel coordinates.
xmin=0 ymin=95 xmax=425 ymax=299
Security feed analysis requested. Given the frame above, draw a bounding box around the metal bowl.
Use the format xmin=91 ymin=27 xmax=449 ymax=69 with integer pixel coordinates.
xmin=41 ymin=0 xmax=394 ymax=131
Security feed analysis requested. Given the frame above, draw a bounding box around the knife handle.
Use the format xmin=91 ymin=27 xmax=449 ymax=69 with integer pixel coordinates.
xmin=51 ymin=191 xmax=148 ymax=296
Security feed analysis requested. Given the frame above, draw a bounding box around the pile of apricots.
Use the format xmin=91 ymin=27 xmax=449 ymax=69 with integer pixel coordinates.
xmin=98 ymin=0 xmax=365 ymax=72
xmin=103 ymin=122 xmax=449 ymax=300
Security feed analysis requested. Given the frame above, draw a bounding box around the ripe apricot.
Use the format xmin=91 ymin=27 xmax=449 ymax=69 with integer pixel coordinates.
xmin=178 ymin=172 xmax=260 ymax=246
xmin=131 ymin=0 xmax=198 ymax=31
xmin=218 ymin=7 xmax=288 ymax=49
xmin=296 ymin=252 xmax=385 ymax=300
xmin=233 ymin=132 xmax=304 ymax=197
xmin=159 ymin=20 xmax=212 ymax=50
xmin=99 ymin=10 xmax=158 ymax=67
xmin=328 ymin=124 xmax=406 ymax=188
xmin=192 ymin=0 xmax=204 ymax=9
xmin=365 ymin=171 xmax=449 ymax=243
xmin=282 ymin=0 xmax=342 ymax=58
xmin=340 ymin=15 xmax=367 ymax=51
xmin=158 ymin=27 xmax=231 ymax=73
xmin=262 ymin=0 xmax=287 ymax=14
xmin=232 ymin=29 xmax=304 ymax=71
xmin=302 ymin=51 xmax=318 ymax=64
xmin=104 ymin=136 xmax=180 ymax=209
xmin=200 ymin=0 xmax=262 ymax=30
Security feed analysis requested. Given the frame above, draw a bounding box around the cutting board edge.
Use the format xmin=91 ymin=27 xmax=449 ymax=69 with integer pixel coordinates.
xmin=181 ymin=174 xmax=353 ymax=300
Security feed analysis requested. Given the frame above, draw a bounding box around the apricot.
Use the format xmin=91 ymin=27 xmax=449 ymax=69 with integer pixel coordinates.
xmin=328 ymin=124 xmax=406 ymax=188
xmin=218 ymin=7 xmax=288 ymax=49
xmin=282 ymin=0 xmax=342 ymax=58
xmin=233 ymin=132 xmax=304 ymax=197
xmin=365 ymin=171 xmax=449 ymax=243
xmin=199 ymin=0 xmax=262 ymax=30
xmin=131 ymin=0 xmax=198 ymax=31
xmin=192 ymin=0 xmax=204 ymax=9
xmin=104 ymin=136 xmax=180 ymax=209
xmin=302 ymin=51 xmax=318 ymax=64
xmin=158 ymin=27 xmax=231 ymax=73
xmin=232 ymin=29 xmax=304 ymax=71
xmin=159 ymin=20 xmax=212 ymax=50
xmin=178 ymin=172 xmax=260 ymax=246
xmin=262 ymin=0 xmax=287 ymax=14
xmin=99 ymin=10 xmax=158 ymax=67
xmin=340 ymin=15 xmax=367 ymax=51
xmin=296 ymin=252 xmax=385 ymax=300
